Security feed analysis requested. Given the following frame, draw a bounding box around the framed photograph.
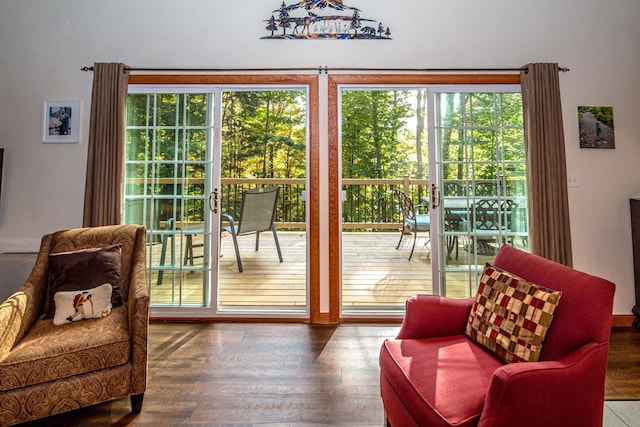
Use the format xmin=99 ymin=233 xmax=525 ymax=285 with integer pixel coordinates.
xmin=42 ymin=99 xmax=80 ymax=143
xmin=578 ymin=106 xmax=615 ymax=149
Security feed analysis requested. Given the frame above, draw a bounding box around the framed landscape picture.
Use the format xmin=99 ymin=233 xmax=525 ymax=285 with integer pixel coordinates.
xmin=42 ymin=99 xmax=80 ymax=143
xmin=578 ymin=106 xmax=615 ymax=149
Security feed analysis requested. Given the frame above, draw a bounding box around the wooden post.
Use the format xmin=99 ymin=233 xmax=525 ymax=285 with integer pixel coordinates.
xmin=402 ymin=175 xmax=411 ymax=195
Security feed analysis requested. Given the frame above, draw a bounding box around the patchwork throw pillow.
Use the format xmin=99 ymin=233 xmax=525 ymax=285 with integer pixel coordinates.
xmin=53 ymin=283 xmax=113 ymax=326
xmin=465 ymin=263 xmax=562 ymax=363
xmin=45 ymin=245 xmax=123 ymax=319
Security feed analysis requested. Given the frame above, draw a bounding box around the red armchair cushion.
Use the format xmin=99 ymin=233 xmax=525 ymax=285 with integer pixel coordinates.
xmin=465 ymin=263 xmax=562 ymax=363
xmin=380 ymin=336 xmax=504 ymax=427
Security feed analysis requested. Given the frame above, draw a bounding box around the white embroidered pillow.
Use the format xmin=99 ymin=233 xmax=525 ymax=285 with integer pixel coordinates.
xmin=53 ymin=283 xmax=113 ymax=326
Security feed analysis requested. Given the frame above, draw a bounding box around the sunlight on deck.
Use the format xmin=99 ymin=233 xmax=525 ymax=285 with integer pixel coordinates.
xmin=146 ymin=231 xmax=494 ymax=309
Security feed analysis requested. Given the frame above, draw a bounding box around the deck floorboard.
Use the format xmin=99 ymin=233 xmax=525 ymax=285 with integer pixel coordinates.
xmin=147 ymin=231 xmax=496 ymax=308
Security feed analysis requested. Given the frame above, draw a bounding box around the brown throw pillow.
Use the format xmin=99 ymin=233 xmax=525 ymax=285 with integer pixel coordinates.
xmin=45 ymin=245 xmax=123 ymax=319
xmin=465 ymin=263 xmax=562 ymax=363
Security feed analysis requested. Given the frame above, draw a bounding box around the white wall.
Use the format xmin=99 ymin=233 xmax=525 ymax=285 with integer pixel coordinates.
xmin=1 ymin=0 xmax=639 ymax=314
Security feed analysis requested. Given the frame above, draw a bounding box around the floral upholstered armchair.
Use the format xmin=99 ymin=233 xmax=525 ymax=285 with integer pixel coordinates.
xmin=0 ymin=225 xmax=149 ymax=426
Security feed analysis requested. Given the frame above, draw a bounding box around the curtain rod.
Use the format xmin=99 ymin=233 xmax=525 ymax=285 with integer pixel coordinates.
xmin=80 ymin=66 xmax=570 ymax=74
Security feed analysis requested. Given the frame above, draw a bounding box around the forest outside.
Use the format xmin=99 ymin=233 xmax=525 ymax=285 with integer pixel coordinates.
xmin=124 ymin=87 xmax=526 ymax=235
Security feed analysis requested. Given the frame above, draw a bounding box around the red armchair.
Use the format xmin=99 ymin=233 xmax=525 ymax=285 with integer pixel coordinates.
xmin=379 ymin=244 xmax=615 ymax=427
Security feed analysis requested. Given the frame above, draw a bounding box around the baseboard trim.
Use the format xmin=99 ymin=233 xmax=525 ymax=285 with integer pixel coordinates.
xmin=150 ymin=314 xmax=637 ymax=327
xmin=612 ymin=315 xmax=635 ymax=327
xmin=315 ymin=313 xmax=334 ymax=324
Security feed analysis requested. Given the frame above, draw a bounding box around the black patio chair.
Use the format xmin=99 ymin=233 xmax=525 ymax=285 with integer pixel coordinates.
xmin=469 ymin=198 xmax=517 ymax=255
xmin=393 ymin=189 xmax=431 ymax=261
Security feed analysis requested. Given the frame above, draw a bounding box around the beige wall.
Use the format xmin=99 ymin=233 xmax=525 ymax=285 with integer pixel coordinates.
xmin=0 ymin=0 xmax=639 ymax=314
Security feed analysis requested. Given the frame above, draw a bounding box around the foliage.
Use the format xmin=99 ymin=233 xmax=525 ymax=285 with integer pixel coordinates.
xmin=340 ymin=89 xmax=425 ymax=224
xmin=221 ymin=90 xmax=306 ymax=179
xmin=124 ymin=88 xmax=525 ymax=227
xmin=341 ymin=90 xmax=418 ymax=179
xmin=578 ymin=106 xmax=614 ymax=127
xmin=438 ymin=92 xmax=525 ymax=185
xmin=125 ymin=90 xmax=307 ymax=224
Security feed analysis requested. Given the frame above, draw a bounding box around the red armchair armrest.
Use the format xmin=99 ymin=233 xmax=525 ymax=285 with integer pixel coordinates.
xmin=479 ymin=341 xmax=610 ymax=427
xmin=396 ymin=295 xmax=474 ymax=339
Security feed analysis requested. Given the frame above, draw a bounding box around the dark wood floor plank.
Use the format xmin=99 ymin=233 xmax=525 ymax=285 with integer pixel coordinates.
xmin=606 ymin=327 xmax=640 ymax=400
xmin=17 ymin=324 xmax=640 ymax=426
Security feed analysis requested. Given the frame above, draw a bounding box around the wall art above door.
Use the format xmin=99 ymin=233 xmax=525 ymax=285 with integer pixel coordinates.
xmin=263 ymin=0 xmax=391 ymax=40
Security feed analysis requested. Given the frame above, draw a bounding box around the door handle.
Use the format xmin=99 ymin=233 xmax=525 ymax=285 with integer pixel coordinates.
xmin=431 ymin=184 xmax=441 ymax=209
xmin=210 ymin=189 xmax=218 ymax=213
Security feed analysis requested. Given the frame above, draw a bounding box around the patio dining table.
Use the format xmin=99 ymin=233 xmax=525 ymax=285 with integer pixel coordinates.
xmin=421 ymin=197 xmax=470 ymax=260
xmin=420 ymin=197 xmax=523 ymax=259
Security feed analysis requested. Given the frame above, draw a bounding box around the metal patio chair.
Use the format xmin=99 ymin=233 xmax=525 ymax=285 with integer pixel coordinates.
xmin=221 ymin=187 xmax=283 ymax=273
xmin=468 ymin=198 xmax=517 ymax=255
xmin=393 ymin=189 xmax=431 ymax=261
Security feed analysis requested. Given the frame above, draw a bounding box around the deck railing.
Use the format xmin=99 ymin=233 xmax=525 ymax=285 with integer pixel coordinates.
xmin=220 ymin=176 xmax=430 ymax=230
xmin=124 ymin=176 xmax=524 ymax=231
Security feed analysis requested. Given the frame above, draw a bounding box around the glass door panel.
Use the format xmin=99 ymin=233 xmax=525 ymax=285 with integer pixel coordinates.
xmin=431 ymin=89 xmax=528 ymax=298
xmin=339 ymin=88 xmax=430 ymax=315
xmin=124 ymin=91 xmax=214 ymax=307
xmin=217 ymin=88 xmax=308 ymax=314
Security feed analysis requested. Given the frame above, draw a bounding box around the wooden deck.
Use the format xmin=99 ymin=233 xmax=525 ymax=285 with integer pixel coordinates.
xmin=146 ymin=230 xmax=494 ymax=309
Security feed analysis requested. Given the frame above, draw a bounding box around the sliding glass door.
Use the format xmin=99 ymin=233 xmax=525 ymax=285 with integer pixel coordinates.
xmin=124 ymin=76 xmax=526 ymax=320
xmin=339 ymin=87 xmax=430 ymax=316
xmin=124 ymin=84 xmax=310 ymax=317
xmin=333 ymin=79 xmax=528 ymax=318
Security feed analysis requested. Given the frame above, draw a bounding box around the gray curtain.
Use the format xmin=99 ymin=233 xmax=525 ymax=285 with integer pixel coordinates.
xmin=520 ymin=63 xmax=572 ymax=266
xmin=83 ymin=63 xmax=129 ymax=227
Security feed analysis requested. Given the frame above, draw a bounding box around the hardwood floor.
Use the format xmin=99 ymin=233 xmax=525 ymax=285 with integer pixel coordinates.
xmin=22 ymin=323 xmax=394 ymax=426
xmin=18 ymin=324 xmax=640 ymax=427
xmin=604 ymin=327 xmax=640 ymax=427
xmin=606 ymin=327 xmax=640 ymax=400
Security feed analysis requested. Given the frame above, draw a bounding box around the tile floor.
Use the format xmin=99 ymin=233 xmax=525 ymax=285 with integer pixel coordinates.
xmin=604 ymin=401 xmax=640 ymax=427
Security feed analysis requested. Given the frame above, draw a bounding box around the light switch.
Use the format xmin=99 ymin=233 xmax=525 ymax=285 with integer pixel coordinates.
xmin=567 ymin=173 xmax=580 ymax=188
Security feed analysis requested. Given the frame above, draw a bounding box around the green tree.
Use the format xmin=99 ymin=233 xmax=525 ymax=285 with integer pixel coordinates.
xmin=341 ymin=89 xmax=418 ymax=224
xmin=221 ymin=90 xmax=306 ymax=179
xmin=220 ymin=90 xmax=307 ymax=223
xmin=341 ymin=90 xmax=415 ymax=180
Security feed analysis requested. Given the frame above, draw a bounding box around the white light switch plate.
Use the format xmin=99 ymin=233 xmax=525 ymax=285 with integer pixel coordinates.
xmin=567 ymin=173 xmax=580 ymax=188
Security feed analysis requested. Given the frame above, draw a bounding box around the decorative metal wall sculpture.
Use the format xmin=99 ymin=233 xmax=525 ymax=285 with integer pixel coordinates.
xmin=263 ymin=0 xmax=391 ymax=40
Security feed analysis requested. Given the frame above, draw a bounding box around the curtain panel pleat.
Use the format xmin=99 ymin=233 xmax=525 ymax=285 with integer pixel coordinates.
xmin=83 ymin=63 xmax=128 ymax=227
xmin=521 ymin=63 xmax=573 ymax=266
